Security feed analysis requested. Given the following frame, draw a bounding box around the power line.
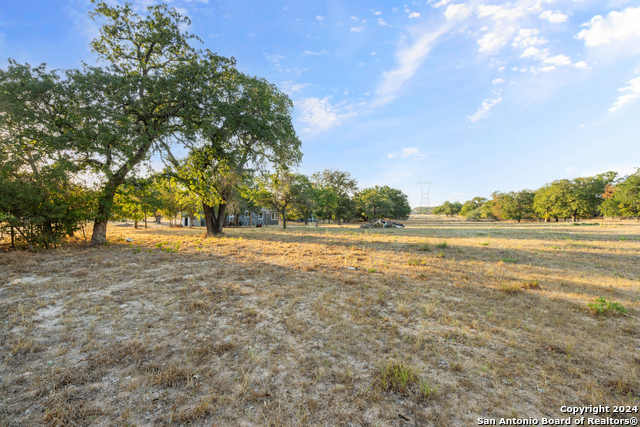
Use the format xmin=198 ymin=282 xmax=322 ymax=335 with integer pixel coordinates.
xmin=416 ymin=181 xmax=435 ymax=212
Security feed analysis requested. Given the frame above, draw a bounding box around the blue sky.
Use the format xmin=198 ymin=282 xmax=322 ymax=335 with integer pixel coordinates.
xmin=2 ymin=0 xmax=640 ymax=207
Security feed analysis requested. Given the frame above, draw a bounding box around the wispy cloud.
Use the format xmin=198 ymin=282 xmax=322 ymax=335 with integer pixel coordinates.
xmin=387 ymin=147 xmax=427 ymax=160
xmin=374 ymin=24 xmax=451 ymax=105
xmin=302 ymin=49 xmax=329 ymax=56
xmin=539 ymin=10 xmax=568 ymax=24
xmin=264 ymin=54 xmax=284 ymax=67
xmin=351 ymin=27 xmax=365 ymax=33
xmin=610 ymin=77 xmax=640 ymax=112
xmin=468 ymin=96 xmax=502 ymax=122
xmin=296 ymin=97 xmax=356 ymax=134
xmin=281 ymin=81 xmax=311 ymax=94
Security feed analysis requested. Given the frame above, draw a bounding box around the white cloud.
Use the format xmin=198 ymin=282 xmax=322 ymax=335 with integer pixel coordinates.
xmin=468 ymin=96 xmax=502 ymax=122
xmin=432 ymin=0 xmax=451 ymax=8
xmin=316 ymin=15 xmax=326 ymax=21
xmin=281 ymin=81 xmax=310 ymax=94
xmin=512 ymin=28 xmax=548 ymax=48
xmin=374 ymin=11 xmax=382 ymax=15
xmin=374 ymin=25 xmax=450 ymax=105
xmin=539 ymin=10 xmax=568 ymax=23
xmin=577 ymin=7 xmax=640 ymax=47
xmin=575 ymin=61 xmax=589 ymax=69
xmin=409 ymin=12 xmax=421 ymax=18
xmin=302 ymin=49 xmax=329 ymax=55
xmin=610 ymin=77 xmax=640 ymax=112
xmin=296 ymin=97 xmax=356 ymax=133
xmin=351 ymin=16 xmax=359 ymax=21
xmin=520 ymin=46 xmax=549 ymax=60
xmin=444 ymin=4 xmax=472 ymax=20
xmin=387 ymin=147 xmax=427 ymax=159
xmin=492 ymin=78 xmax=504 ymax=84
xmin=543 ymin=54 xmax=572 ymax=66
xmin=264 ymin=54 xmax=284 ymax=66
xmin=478 ymin=28 xmax=515 ymax=52
xmin=378 ymin=18 xmax=388 ymax=26
xmin=351 ymin=27 xmax=365 ymax=33
xmin=476 ymin=4 xmax=522 ymax=21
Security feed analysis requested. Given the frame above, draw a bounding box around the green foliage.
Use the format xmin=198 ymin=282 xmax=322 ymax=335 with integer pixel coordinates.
xmin=432 ymin=201 xmax=463 ymax=217
xmin=492 ymin=190 xmax=535 ymax=222
xmin=588 ymin=297 xmax=627 ymax=316
xmin=252 ymin=172 xmax=310 ymax=229
xmin=460 ymin=197 xmax=487 ymax=220
xmin=112 ymin=177 xmax=163 ymax=226
xmin=534 ymin=173 xmax=617 ymax=222
xmin=435 ymin=241 xmax=448 ymax=249
xmin=354 ymin=186 xmax=411 ymax=220
xmin=376 ymin=362 xmax=417 ymax=393
xmin=600 ymin=170 xmax=640 ymax=218
xmin=311 ymin=169 xmax=358 ymax=222
xmin=0 ymin=166 xmax=95 ymax=250
xmin=416 ymin=242 xmax=431 ymax=251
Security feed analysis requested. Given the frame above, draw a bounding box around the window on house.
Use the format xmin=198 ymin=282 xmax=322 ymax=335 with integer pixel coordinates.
xmin=271 ymin=212 xmax=278 ymax=221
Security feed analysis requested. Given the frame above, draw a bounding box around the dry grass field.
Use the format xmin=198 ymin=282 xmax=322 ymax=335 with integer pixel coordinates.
xmin=1 ymin=216 xmax=639 ymax=426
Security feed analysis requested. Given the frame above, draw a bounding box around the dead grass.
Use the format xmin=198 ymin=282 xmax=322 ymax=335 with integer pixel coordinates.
xmin=0 ymin=216 xmax=639 ymax=425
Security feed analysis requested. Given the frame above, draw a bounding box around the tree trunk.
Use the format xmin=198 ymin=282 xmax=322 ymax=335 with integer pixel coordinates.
xmin=304 ymin=218 xmax=308 ymax=226
xmin=282 ymin=208 xmax=287 ymax=229
xmin=338 ymin=218 xmax=341 ymax=225
xmin=203 ymin=202 xmax=226 ymax=235
xmin=144 ymin=213 xmax=147 ymax=229
xmin=134 ymin=219 xmax=138 ymax=229
xmin=90 ymin=181 xmax=125 ymax=244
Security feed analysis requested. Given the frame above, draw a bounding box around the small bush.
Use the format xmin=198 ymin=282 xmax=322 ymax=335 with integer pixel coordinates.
xmin=417 ymin=243 xmax=431 ymax=251
xmin=521 ymin=280 xmax=541 ymax=290
xmin=588 ymin=297 xmax=627 ymax=316
xmin=435 ymin=241 xmax=448 ymax=249
xmin=419 ymin=381 xmax=439 ymax=400
xmin=375 ymin=361 xmax=417 ymax=393
xmin=500 ymin=283 xmax=522 ymax=294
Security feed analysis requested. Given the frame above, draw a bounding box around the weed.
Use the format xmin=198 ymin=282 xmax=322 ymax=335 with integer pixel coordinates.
xmin=501 ymin=257 xmax=517 ymax=263
xmin=368 ymin=268 xmax=376 ymax=273
xmin=500 ymin=283 xmax=522 ymax=294
xmin=521 ymin=280 xmax=541 ymax=290
xmin=407 ymin=258 xmax=426 ymax=266
xmin=435 ymin=241 xmax=448 ymax=249
xmin=480 ymin=242 xmax=490 ymax=246
xmin=419 ymin=381 xmax=439 ymax=400
xmin=417 ymin=243 xmax=431 ymax=251
xmin=587 ymin=297 xmax=627 ymax=316
xmin=436 ymin=252 xmax=445 ymax=258
xmin=375 ymin=361 xmax=417 ymax=393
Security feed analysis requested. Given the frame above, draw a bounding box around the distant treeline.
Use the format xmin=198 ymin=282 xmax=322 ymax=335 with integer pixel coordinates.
xmin=431 ymin=170 xmax=640 ymax=222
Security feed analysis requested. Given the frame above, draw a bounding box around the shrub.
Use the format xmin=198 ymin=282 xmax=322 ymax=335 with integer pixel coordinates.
xmin=588 ymin=297 xmax=627 ymax=316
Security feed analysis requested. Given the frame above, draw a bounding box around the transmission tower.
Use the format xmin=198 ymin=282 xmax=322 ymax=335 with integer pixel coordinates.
xmin=416 ymin=181 xmax=435 ymax=214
